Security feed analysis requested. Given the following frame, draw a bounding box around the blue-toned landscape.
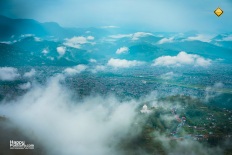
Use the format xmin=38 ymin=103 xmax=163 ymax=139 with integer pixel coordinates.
xmin=0 ymin=0 xmax=232 ymax=155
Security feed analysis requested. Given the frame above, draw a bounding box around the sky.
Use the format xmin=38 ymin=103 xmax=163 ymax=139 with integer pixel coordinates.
xmin=0 ymin=0 xmax=232 ymax=33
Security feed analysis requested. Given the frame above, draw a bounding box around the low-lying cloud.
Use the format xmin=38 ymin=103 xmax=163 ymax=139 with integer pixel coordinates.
xmin=57 ymin=46 xmax=66 ymax=57
xmin=152 ymin=51 xmax=212 ymax=67
xmin=109 ymin=32 xmax=153 ymax=41
xmin=222 ymin=35 xmax=232 ymax=41
xmin=91 ymin=65 xmax=106 ymax=73
xmin=116 ymin=47 xmax=129 ymax=54
xmin=64 ymin=65 xmax=88 ymax=75
xmin=184 ymin=34 xmax=214 ymax=43
xmin=153 ymin=132 xmax=222 ymax=155
xmin=42 ymin=48 xmax=49 ymax=55
xmin=18 ymin=82 xmax=32 ymax=90
xmin=23 ymin=69 xmax=36 ymax=78
xmin=0 ymin=73 xmax=226 ymax=155
xmin=101 ymin=26 xmax=119 ymax=29
xmin=0 ymin=75 xmax=137 ymax=155
xmin=107 ymin=58 xmax=144 ymax=68
xmin=64 ymin=36 xmax=95 ymax=49
xmin=205 ymin=82 xmax=224 ymax=102
xmin=157 ymin=37 xmax=174 ymax=44
xmin=0 ymin=67 xmax=20 ymax=81
xmin=160 ymin=72 xmax=177 ymax=80
xmin=132 ymin=32 xmax=153 ymax=40
xmin=89 ymin=59 xmax=97 ymax=63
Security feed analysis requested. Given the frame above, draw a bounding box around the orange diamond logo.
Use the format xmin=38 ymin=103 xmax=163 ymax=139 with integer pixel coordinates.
xmin=214 ymin=7 xmax=223 ymax=17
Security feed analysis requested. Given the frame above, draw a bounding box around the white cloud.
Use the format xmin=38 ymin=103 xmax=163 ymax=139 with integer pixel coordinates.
xmin=107 ymin=58 xmax=144 ymax=68
xmin=48 ymin=57 xmax=54 ymax=61
xmin=221 ymin=35 xmax=232 ymax=41
xmin=95 ymin=65 xmax=106 ymax=71
xmin=0 ymin=41 xmax=12 ymax=44
xmin=42 ymin=49 xmax=49 ymax=54
xmin=64 ymin=36 xmax=86 ymax=48
xmin=1 ymin=40 xmax=18 ymax=44
xmin=153 ymin=131 xmax=222 ymax=155
xmin=20 ymin=34 xmax=34 ymax=38
xmin=0 ymin=74 xmax=224 ymax=155
xmin=64 ymin=65 xmax=88 ymax=75
xmin=57 ymin=46 xmax=66 ymax=57
xmin=214 ymin=82 xmax=224 ymax=88
xmin=184 ymin=34 xmax=214 ymax=43
xmin=87 ymin=36 xmax=94 ymax=40
xmin=195 ymin=57 xmax=211 ymax=67
xmin=152 ymin=51 xmax=212 ymax=67
xmin=34 ymin=37 xmax=42 ymax=42
xmin=205 ymin=82 xmax=224 ymax=102
xmin=214 ymin=42 xmax=223 ymax=47
xmin=101 ymin=26 xmax=119 ymax=29
xmin=213 ymin=34 xmax=232 ymax=42
xmin=157 ymin=37 xmax=174 ymax=44
xmin=64 ymin=36 xmax=95 ymax=49
xmin=19 ymin=82 xmax=31 ymax=90
xmin=116 ymin=47 xmax=129 ymax=54
xmin=160 ymin=72 xmax=177 ymax=80
xmin=0 ymin=67 xmax=20 ymax=81
xmin=109 ymin=32 xmax=153 ymax=41
xmin=0 ymin=75 xmax=137 ymax=155
xmin=23 ymin=69 xmax=36 ymax=78
xmin=91 ymin=65 xmax=106 ymax=73
xmin=109 ymin=34 xmax=132 ymax=39
xmin=89 ymin=59 xmax=97 ymax=63
xmin=131 ymin=32 xmax=153 ymax=40
xmin=20 ymin=35 xmax=42 ymax=42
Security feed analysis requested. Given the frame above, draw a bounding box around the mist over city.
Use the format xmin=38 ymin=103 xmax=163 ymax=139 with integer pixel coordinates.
xmin=0 ymin=0 xmax=232 ymax=155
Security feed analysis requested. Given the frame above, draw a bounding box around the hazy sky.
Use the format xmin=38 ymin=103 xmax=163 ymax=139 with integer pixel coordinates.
xmin=1 ymin=0 xmax=232 ymax=32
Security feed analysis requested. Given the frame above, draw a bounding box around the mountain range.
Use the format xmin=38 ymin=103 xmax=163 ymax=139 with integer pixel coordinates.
xmin=0 ymin=15 xmax=231 ymax=66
